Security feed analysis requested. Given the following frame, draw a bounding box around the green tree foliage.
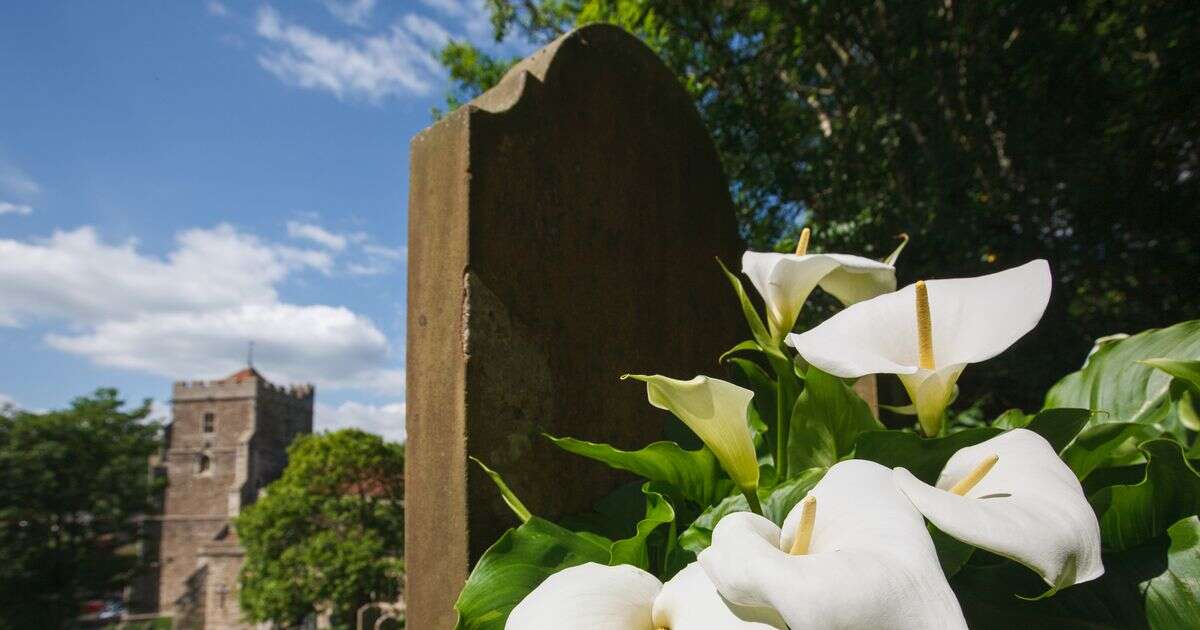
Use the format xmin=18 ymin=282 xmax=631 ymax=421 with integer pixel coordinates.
xmin=434 ymin=0 xmax=1199 ymax=411
xmin=236 ymin=429 xmax=405 ymax=629
xmin=0 ymin=389 xmax=162 ymax=629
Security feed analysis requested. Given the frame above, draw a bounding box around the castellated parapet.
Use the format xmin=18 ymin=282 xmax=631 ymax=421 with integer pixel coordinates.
xmin=130 ymin=367 xmax=313 ymax=629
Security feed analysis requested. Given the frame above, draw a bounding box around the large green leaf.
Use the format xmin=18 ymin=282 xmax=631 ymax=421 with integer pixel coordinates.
xmin=1062 ymin=422 xmax=1163 ymax=480
xmin=1144 ymin=358 xmax=1200 ymax=432
xmin=1144 ymin=516 xmax=1200 ymax=629
xmin=854 ymin=427 xmax=1001 ymax=484
xmin=678 ymin=492 xmax=746 ymax=555
xmin=608 ymin=483 xmax=676 ymax=570
xmin=788 ymin=367 xmax=883 ymax=471
xmin=951 ymin=517 xmax=1200 ymax=630
xmin=678 ymin=469 xmax=823 ymax=554
xmin=1088 ymin=439 xmax=1200 ymax=552
xmin=1045 ymin=320 xmax=1200 ymax=425
xmin=1023 ymin=408 xmax=1093 ymax=453
xmin=545 ymin=435 xmax=734 ymax=507
xmin=454 ymin=517 xmax=610 ymax=629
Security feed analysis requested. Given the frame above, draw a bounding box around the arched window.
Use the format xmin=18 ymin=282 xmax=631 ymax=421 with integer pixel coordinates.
xmin=196 ymin=454 xmax=212 ymax=475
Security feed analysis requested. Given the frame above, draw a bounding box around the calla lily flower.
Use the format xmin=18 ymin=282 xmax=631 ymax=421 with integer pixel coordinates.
xmin=892 ymin=428 xmax=1104 ymax=591
xmin=699 ymin=460 xmax=967 ymax=629
xmin=506 ymin=561 xmax=784 ymax=629
xmin=787 ymin=260 xmax=1051 ymax=435
xmin=742 ymin=249 xmax=896 ymax=340
xmin=624 ymin=374 xmax=760 ymax=497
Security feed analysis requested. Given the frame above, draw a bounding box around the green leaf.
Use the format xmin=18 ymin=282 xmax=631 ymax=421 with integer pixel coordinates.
xmin=1024 ymin=407 xmax=1093 ymax=453
xmin=992 ymin=408 xmax=1031 ymax=430
xmin=854 ymin=427 xmax=1001 ymax=484
xmin=454 ymin=517 xmax=610 ymax=630
xmin=678 ymin=492 xmax=746 ymax=555
xmin=1088 ymin=439 xmax=1200 ymax=552
xmin=1045 ymin=320 xmax=1200 ymax=426
xmin=719 ymin=339 xmax=765 ymax=363
xmin=1144 ymin=358 xmax=1200 ymax=431
xmin=545 ymin=435 xmax=734 ymax=507
xmin=608 ymin=483 xmax=676 ymax=570
xmin=930 ymin=524 xmax=975 ymax=578
xmin=1062 ymin=422 xmax=1162 ymax=480
xmin=724 ymin=357 xmax=776 ymax=438
xmin=470 ymin=456 xmax=531 ymax=523
xmin=788 ymin=367 xmax=883 ymax=470
xmin=761 ymin=467 xmax=824 ymax=524
xmin=1144 ymin=516 xmax=1200 ymax=629
xmin=717 ymin=257 xmax=785 ymax=360
xmin=952 ymin=518 xmax=1200 ymax=629
xmin=678 ymin=469 xmax=824 ymax=555
xmin=1141 ymin=358 xmax=1200 ymax=392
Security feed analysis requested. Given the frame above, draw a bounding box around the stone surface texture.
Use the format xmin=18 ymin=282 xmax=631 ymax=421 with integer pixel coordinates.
xmin=405 ymin=23 xmax=744 ymax=629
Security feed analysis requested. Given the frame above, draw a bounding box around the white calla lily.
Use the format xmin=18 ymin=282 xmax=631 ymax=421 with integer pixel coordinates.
xmin=787 ymin=259 xmax=1051 ymax=435
xmin=892 ymin=428 xmax=1104 ymax=591
xmin=624 ymin=374 xmax=760 ymax=497
xmin=699 ymin=460 xmax=967 ymax=630
xmin=507 ymin=561 xmax=782 ymax=629
xmin=741 ymin=250 xmax=895 ymax=340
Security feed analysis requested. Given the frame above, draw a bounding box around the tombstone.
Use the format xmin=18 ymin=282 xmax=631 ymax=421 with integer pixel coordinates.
xmin=405 ymin=23 xmax=746 ymax=628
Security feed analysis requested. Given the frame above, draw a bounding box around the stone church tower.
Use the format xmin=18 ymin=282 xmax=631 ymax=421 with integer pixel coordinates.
xmin=131 ymin=367 xmax=313 ymax=629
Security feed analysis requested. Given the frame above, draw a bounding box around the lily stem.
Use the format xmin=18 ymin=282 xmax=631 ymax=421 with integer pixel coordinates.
xmin=742 ymin=488 xmax=763 ymax=516
xmin=776 ymin=375 xmax=789 ymax=480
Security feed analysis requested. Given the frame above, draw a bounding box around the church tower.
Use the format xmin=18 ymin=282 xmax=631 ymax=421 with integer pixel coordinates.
xmin=133 ymin=367 xmax=313 ymax=629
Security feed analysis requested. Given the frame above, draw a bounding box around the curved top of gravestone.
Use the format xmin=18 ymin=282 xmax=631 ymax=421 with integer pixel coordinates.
xmin=471 ymin=23 xmax=684 ymax=114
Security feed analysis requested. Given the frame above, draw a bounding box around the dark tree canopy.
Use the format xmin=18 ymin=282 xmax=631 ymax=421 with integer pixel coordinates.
xmin=0 ymin=389 xmax=162 ymax=629
xmin=436 ymin=0 xmax=1199 ymax=412
xmin=236 ymin=429 xmax=405 ymax=629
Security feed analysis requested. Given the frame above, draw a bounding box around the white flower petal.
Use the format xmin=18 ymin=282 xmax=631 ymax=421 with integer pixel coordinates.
xmin=742 ymin=251 xmax=839 ymax=337
xmin=893 ymin=429 xmax=1104 ymax=589
xmin=627 ymin=374 xmax=760 ymax=491
xmin=788 ymin=260 xmax=1051 ymax=377
xmin=506 ymin=562 xmax=661 ymax=630
xmin=742 ymin=251 xmax=895 ymax=338
xmin=651 ymin=562 xmax=786 ymax=629
xmin=700 ymin=461 xmax=966 ymax=630
xmin=816 ymin=253 xmax=897 ymax=306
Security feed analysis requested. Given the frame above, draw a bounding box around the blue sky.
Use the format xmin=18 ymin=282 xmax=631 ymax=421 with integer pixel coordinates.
xmin=0 ymin=1 xmax=528 ymax=440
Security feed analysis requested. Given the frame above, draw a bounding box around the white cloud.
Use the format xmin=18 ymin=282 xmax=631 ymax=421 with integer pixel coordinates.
xmin=206 ymin=1 xmax=228 ymax=17
xmin=284 ymin=220 xmax=405 ymax=276
xmin=418 ymin=0 xmax=503 ymax=46
xmin=287 ymin=220 xmax=347 ymax=250
xmin=315 ymin=400 xmax=406 ymax=441
xmin=254 ymin=5 xmax=444 ymax=102
xmin=0 ymin=224 xmax=316 ymax=324
xmin=0 ymin=393 xmax=16 ymax=409
xmin=0 ymin=201 xmax=32 ymax=216
xmin=0 ymin=160 xmax=39 ymax=198
xmin=402 ymin=13 xmax=451 ymax=48
xmin=363 ymin=243 xmax=406 ymax=260
xmin=46 ymin=304 xmax=403 ymax=394
xmin=0 ymin=224 xmax=402 ymax=395
xmin=322 ymin=0 xmax=377 ymax=26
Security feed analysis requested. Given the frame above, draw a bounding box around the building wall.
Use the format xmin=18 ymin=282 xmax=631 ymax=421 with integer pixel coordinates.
xmin=139 ymin=371 xmax=312 ymax=628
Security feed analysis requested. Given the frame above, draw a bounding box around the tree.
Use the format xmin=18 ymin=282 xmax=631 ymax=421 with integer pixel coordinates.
xmin=236 ymin=429 xmax=405 ymax=628
xmin=0 ymin=389 xmax=162 ymax=629
xmin=434 ymin=1 xmax=1199 ymax=413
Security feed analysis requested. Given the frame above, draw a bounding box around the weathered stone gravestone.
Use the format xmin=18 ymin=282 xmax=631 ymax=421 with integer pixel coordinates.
xmin=405 ymin=23 xmax=746 ymax=628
